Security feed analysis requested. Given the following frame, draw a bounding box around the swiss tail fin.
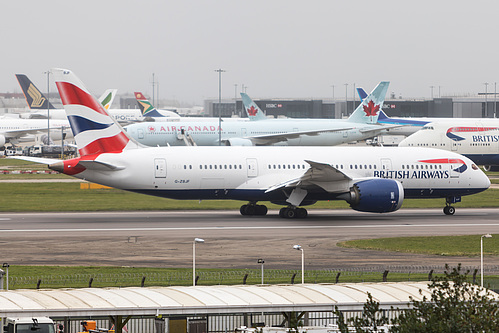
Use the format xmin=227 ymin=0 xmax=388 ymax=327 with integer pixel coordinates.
xmin=98 ymin=89 xmax=117 ymax=110
xmin=52 ymin=68 xmax=139 ymax=157
xmin=240 ymin=93 xmax=268 ymax=121
xmin=15 ymin=74 xmax=56 ymax=110
xmin=347 ymin=81 xmax=389 ymax=124
xmin=134 ymin=92 xmax=165 ymax=117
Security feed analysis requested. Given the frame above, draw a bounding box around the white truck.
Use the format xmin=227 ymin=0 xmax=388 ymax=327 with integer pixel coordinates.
xmin=3 ymin=317 xmax=57 ymax=333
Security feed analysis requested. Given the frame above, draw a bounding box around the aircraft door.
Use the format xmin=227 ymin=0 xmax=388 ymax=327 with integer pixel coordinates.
xmin=246 ymin=158 xmax=258 ymax=177
xmin=138 ymin=129 xmax=144 ymax=139
xmin=380 ymin=158 xmax=392 ymax=171
xmin=241 ymin=128 xmax=247 ymax=136
xmin=154 ymin=158 xmax=167 ymax=178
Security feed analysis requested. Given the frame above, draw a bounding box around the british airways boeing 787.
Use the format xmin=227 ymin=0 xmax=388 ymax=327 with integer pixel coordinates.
xmin=13 ymin=69 xmax=490 ymax=217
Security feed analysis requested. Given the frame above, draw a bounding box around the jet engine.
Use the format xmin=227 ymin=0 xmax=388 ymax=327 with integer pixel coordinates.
xmin=346 ymin=178 xmax=404 ymax=213
xmin=0 ymin=134 xmax=6 ymax=147
xmin=224 ymin=138 xmax=254 ymax=146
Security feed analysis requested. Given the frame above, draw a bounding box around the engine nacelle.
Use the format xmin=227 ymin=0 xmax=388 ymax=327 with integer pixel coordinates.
xmin=224 ymin=138 xmax=254 ymax=146
xmin=347 ymin=178 xmax=404 ymax=213
xmin=0 ymin=134 xmax=5 ymax=147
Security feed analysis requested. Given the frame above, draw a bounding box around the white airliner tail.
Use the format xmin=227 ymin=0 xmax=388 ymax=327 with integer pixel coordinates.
xmin=347 ymin=81 xmax=389 ymax=124
xmin=52 ymin=68 xmax=140 ymax=157
xmin=240 ymin=93 xmax=268 ymax=121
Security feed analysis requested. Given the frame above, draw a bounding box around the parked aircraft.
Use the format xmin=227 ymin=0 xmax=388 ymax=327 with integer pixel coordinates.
xmin=15 ymin=74 xmax=178 ymax=122
xmin=399 ymin=121 xmax=499 ymax=171
xmin=0 ymin=117 xmax=70 ymax=147
xmin=124 ymin=82 xmax=394 ymax=146
xmin=12 ymin=69 xmax=490 ymax=217
xmin=357 ymin=87 xmax=498 ymax=137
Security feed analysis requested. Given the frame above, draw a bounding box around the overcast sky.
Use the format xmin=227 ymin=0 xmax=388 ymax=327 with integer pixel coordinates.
xmin=1 ymin=0 xmax=498 ymax=105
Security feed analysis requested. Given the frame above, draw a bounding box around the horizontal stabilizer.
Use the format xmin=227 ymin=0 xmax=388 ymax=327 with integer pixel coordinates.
xmin=8 ymin=156 xmax=62 ymax=165
xmin=76 ymin=160 xmax=124 ymax=171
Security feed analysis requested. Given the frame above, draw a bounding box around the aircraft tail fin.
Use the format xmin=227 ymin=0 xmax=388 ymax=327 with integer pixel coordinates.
xmin=356 ymin=87 xmax=368 ymax=101
xmin=52 ymin=68 xmax=140 ymax=157
xmin=240 ymin=93 xmax=268 ymax=121
xmin=15 ymin=74 xmax=56 ymax=110
xmin=347 ymin=81 xmax=389 ymax=124
xmin=98 ymin=89 xmax=117 ymax=110
xmin=134 ymin=92 xmax=165 ymax=117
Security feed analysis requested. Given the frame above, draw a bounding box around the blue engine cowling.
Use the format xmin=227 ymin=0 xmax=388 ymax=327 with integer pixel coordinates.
xmin=347 ymin=178 xmax=404 ymax=213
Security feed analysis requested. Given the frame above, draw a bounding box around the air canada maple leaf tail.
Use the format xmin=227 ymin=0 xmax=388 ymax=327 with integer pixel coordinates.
xmin=52 ymin=68 xmax=140 ymax=157
xmin=347 ymin=81 xmax=389 ymax=124
xmin=240 ymin=93 xmax=268 ymax=121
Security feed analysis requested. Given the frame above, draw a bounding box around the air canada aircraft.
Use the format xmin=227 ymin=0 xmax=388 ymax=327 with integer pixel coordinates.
xmin=399 ymin=121 xmax=499 ymax=171
xmin=12 ymin=69 xmax=490 ymax=217
xmin=125 ymin=82 xmax=394 ymax=146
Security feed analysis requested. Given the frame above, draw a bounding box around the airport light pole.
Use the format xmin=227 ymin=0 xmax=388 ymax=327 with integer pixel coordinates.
xmin=44 ymin=70 xmax=51 ymax=145
xmin=429 ymin=86 xmax=434 ymax=100
xmin=234 ymin=84 xmax=238 ymax=117
xmin=257 ymin=259 xmax=265 ymax=284
xmin=481 ymin=234 xmax=492 ymax=287
xmin=293 ymin=245 xmax=304 ymax=284
xmin=484 ymin=83 xmax=489 ymax=117
xmin=193 ymin=238 xmax=205 ymax=286
xmin=344 ymin=83 xmax=348 ymax=117
xmin=215 ymin=69 xmax=226 ymax=145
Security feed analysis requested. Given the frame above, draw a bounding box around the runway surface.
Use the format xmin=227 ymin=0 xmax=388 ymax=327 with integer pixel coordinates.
xmin=1 ymin=208 xmax=499 ymax=271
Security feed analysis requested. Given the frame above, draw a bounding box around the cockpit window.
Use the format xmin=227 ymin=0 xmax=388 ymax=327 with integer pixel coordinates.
xmin=472 ymin=164 xmax=478 ymax=170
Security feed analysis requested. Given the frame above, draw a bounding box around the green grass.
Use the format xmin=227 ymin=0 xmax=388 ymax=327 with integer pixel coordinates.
xmin=339 ymin=235 xmax=499 ymax=256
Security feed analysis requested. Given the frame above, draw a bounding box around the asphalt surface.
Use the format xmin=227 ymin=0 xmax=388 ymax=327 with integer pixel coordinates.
xmin=1 ymin=208 xmax=499 ymax=272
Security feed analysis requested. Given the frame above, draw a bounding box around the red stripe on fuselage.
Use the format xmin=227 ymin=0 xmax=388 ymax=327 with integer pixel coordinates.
xmin=418 ymin=158 xmax=465 ymax=164
xmin=78 ymin=131 xmax=129 ymax=156
xmin=56 ymin=81 xmax=108 ymax=116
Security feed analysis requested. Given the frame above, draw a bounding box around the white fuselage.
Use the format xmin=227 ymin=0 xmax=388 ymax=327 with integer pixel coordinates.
xmin=124 ymin=119 xmax=386 ymax=146
xmin=0 ymin=118 xmax=72 ymax=144
xmin=70 ymin=146 xmax=489 ymax=203
xmin=399 ymin=121 xmax=499 ymax=166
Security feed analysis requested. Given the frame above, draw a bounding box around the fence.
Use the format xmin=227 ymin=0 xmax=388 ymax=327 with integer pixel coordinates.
xmin=6 ymin=265 xmax=499 ymax=290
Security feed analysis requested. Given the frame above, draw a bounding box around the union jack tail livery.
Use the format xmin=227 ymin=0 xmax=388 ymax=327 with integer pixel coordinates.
xmin=240 ymin=93 xmax=268 ymax=121
xmin=53 ymin=68 xmax=139 ymax=157
xmin=347 ymin=81 xmax=389 ymax=124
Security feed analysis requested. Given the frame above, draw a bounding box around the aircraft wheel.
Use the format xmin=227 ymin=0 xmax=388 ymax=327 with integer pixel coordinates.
xmin=240 ymin=205 xmax=248 ymax=216
xmin=443 ymin=206 xmax=455 ymax=215
xmin=245 ymin=205 xmax=256 ymax=215
xmin=285 ymin=208 xmax=297 ymax=219
xmin=257 ymin=205 xmax=268 ymax=216
xmin=279 ymin=207 xmax=287 ymax=218
xmin=297 ymin=208 xmax=308 ymax=218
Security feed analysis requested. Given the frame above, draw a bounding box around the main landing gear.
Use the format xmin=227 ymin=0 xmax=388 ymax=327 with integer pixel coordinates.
xmin=240 ymin=203 xmax=268 ymax=216
xmin=279 ymin=206 xmax=308 ymax=219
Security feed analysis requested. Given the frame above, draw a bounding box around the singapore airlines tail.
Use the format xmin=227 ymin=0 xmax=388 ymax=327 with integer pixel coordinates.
xmin=16 ymin=74 xmax=56 ymax=110
xmin=53 ymin=68 xmax=140 ymax=157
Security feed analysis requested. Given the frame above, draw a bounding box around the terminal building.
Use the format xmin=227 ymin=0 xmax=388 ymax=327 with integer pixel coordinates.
xmin=205 ymin=96 xmax=498 ymax=120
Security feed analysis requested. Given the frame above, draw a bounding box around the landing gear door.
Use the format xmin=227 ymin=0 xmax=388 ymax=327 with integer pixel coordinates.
xmin=155 ymin=158 xmax=167 ymax=178
xmin=246 ymin=158 xmax=258 ymax=178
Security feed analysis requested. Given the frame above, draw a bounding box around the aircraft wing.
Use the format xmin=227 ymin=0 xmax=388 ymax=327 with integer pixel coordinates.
xmin=358 ymin=124 xmax=405 ymax=134
xmin=3 ymin=127 xmax=62 ymax=139
xmin=265 ymin=160 xmax=352 ymax=194
xmin=245 ymin=127 xmax=354 ymax=145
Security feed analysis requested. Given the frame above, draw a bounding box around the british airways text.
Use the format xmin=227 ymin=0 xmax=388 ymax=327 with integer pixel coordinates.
xmin=472 ymin=135 xmax=499 ymax=142
xmin=374 ymin=170 xmax=449 ymax=179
